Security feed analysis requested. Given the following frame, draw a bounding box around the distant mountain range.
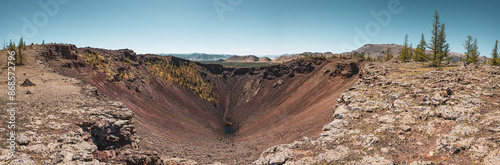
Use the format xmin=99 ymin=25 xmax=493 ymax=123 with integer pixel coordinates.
xmin=158 ymin=44 xmax=487 ymax=63
xmin=225 ymin=55 xmax=271 ymax=62
xmin=157 ymin=53 xmax=286 ymax=61
xmin=158 ymin=53 xmax=233 ymax=61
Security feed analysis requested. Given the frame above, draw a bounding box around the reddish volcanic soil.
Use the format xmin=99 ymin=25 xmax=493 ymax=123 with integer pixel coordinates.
xmin=137 ymin=59 xmax=359 ymax=164
xmin=44 ymin=45 xmax=362 ymax=164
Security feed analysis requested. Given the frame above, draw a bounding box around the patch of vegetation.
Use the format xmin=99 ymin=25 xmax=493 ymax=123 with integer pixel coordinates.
xmin=83 ymin=52 xmax=104 ymax=69
xmin=350 ymin=51 xmax=366 ymax=60
xmin=119 ymin=70 xmax=132 ymax=80
xmin=122 ymin=57 xmax=132 ymax=66
xmin=82 ymin=52 xmax=115 ymax=80
xmin=147 ymin=58 xmax=216 ymax=102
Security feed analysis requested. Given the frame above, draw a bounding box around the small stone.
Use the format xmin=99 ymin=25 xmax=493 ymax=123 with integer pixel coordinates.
xmin=410 ymin=160 xmax=435 ymax=165
xmin=401 ymin=125 xmax=412 ymax=132
xmin=381 ymin=147 xmax=389 ymax=153
xmin=358 ymin=156 xmax=393 ymax=165
xmin=317 ymin=145 xmax=350 ymax=162
xmin=17 ymin=135 xmax=31 ymax=145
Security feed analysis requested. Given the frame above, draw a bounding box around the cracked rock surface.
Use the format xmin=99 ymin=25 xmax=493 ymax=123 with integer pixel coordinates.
xmin=253 ymin=62 xmax=500 ymax=165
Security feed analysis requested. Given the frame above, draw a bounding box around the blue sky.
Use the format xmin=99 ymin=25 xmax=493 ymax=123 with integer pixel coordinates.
xmin=1 ymin=0 xmax=499 ymax=57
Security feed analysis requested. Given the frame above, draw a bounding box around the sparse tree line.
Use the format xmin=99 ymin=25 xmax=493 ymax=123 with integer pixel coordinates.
xmin=5 ymin=38 xmax=27 ymax=66
xmin=3 ymin=38 xmax=70 ymax=66
xmin=368 ymin=11 xmax=499 ymax=67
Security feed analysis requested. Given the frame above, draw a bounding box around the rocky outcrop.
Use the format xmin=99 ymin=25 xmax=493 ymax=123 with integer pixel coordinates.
xmin=254 ymin=62 xmax=500 ymax=164
xmin=40 ymin=44 xmax=79 ymax=60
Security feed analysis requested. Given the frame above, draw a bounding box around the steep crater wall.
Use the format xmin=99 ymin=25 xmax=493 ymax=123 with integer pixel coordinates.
xmin=41 ymin=44 xmax=362 ymax=164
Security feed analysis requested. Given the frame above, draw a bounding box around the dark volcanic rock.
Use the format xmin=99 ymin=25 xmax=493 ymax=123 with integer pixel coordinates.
xmin=40 ymin=44 xmax=79 ymax=60
xmin=77 ymin=107 xmax=136 ymax=151
xmin=20 ymin=78 xmax=36 ymax=86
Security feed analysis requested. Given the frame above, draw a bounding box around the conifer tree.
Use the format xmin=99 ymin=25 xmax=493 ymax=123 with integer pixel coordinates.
xmin=8 ymin=40 xmax=15 ymax=52
xmin=429 ymin=11 xmax=449 ymax=66
xmin=399 ymin=34 xmax=411 ymax=62
xmin=19 ymin=38 xmax=24 ymax=50
xmin=414 ymin=34 xmax=428 ymax=62
xmin=409 ymin=43 xmax=413 ymax=60
xmin=472 ymin=38 xmax=479 ymax=63
xmin=385 ymin=47 xmax=393 ymax=61
xmin=8 ymin=40 xmax=21 ymax=64
xmin=464 ymin=36 xmax=473 ymax=63
xmin=17 ymin=38 xmax=26 ymax=65
xmin=490 ymin=40 xmax=499 ymax=66
xmin=464 ymin=35 xmax=480 ymax=64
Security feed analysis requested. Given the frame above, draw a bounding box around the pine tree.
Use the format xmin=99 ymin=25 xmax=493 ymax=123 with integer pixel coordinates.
xmin=8 ymin=40 xmax=16 ymax=52
xmin=385 ymin=47 xmax=393 ymax=61
xmin=409 ymin=43 xmax=413 ymax=60
xmin=464 ymin=36 xmax=473 ymax=63
xmin=414 ymin=34 xmax=428 ymax=62
xmin=429 ymin=11 xmax=449 ymax=66
xmin=490 ymin=40 xmax=499 ymax=66
xmin=464 ymin=35 xmax=479 ymax=64
xmin=8 ymin=40 xmax=20 ymax=64
xmin=399 ymin=34 xmax=411 ymax=62
xmin=17 ymin=38 xmax=26 ymax=65
xmin=472 ymin=38 xmax=479 ymax=64
xmin=440 ymin=23 xmax=451 ymax=64
xmin=18 ymin=38 xmax=25 ymax=50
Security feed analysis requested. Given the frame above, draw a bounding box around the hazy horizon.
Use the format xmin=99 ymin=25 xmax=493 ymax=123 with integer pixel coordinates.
xmin=1 ymin=0 xmax=499 ymax=57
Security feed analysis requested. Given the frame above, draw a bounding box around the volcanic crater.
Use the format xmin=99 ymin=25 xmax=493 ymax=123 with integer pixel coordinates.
xmin=42 ymin=44 xmax=362 ymax=164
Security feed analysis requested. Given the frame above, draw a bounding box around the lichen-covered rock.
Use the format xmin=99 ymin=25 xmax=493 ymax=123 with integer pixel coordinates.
xmin=333 ymin=104 xmax=350 ymax=119
xmin=353 ymin=134 xmax=379 ymax=148
xmin=16 ymin=135 xmax=31 ymax=146
xmin=352 ymin=156 xmax=393 ymax=165
xmin=469 ymin=138 xmax=491 ymax=160
xmin=7 ymin=153 xmax=36 ymax=165
xmin=483 ymin=149 xmax=500 ymax=164
xmin=409 ymin=160 xmax=434 ymax=165
xmin=252 ymin=144 xmax=293 ymax=165
xmin=435 ymin=105 xmax=474 ymax=121
xmin=316 ymin=145 xmax=350 ymax=162
xmin=449 ymin=124 xmax=479 ymax=136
